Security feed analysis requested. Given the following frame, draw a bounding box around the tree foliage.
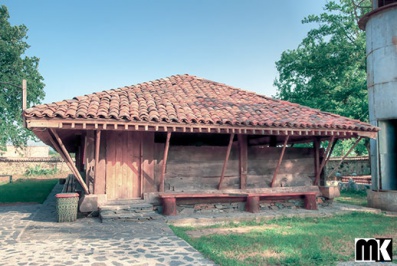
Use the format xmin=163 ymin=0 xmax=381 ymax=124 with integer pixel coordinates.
xmin=0 ymin=5 xmax=45 ymax=152
xmin=274 ymin=0 xmax=371 ymax=156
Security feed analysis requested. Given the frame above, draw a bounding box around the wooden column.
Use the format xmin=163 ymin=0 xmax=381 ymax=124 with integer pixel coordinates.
xmin=218 ymin=133 xmax=235 ymax=190
xmin=314 ymin=136 xmax=335 ymax=186
xmin=326 ymin=137 xmax=363 ymax=180
xmin=49 ymin=129 xmax=90 ymax=194
xmin=238 ymin=135 xmax=248 ymax=189
xmin=85 ymin=131 xmax=95 ymax=187
xmin=93 ymin=130 xmax=101 ymax=194
xmin=159 ymin=132 xmax=171 ymax=192
xmin=22 ymin=79 xmax=27 ymax=111
xmin=313 ymin=137 xmax=321 ymax=183
xmin=270 ymin=135 xmax=289 ymax=187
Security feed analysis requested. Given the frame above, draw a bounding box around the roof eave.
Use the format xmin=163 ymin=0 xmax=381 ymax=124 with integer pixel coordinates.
xmin=25 ymin=117 xmax=378 ymax=139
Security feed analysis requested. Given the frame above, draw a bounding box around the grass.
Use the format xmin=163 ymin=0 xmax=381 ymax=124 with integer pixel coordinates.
xmin=335 ymin=189 xmax=368 ymax=207
xmin=171 ymin=212 xmax=397 ymax=266
xmin=0 ymin=178 xmax=58 ymax=204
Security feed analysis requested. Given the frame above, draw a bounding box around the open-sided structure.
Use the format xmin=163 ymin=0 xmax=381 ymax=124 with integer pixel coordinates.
xmin=23 ymin=74 xmax=379 ymax=213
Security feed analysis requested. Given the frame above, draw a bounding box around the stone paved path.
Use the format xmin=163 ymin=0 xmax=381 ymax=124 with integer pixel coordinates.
xmin=0 ymin=184 xmax=216 ymax=266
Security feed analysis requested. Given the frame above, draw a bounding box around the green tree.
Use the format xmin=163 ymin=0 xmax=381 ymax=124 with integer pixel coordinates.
xmin=274 ymin=0 xmax=371 ymax=156
xmin=0 ymin=5 xmax=45 ymax=153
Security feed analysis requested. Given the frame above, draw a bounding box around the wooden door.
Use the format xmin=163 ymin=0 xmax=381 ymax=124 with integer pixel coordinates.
xmin=106 ymin=131 xmax=141 ymax=200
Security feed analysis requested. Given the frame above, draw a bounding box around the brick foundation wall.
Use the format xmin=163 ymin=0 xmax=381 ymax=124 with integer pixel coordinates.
xmin=175 ymin=196 xmax=331 ymax=215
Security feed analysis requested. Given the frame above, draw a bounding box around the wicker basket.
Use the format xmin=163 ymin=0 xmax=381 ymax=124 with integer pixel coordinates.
xmin=55 ymin=193 xmax=79 ymax=222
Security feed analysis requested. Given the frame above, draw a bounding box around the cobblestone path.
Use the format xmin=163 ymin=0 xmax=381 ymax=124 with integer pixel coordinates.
xmin=0 ymin=184 xmax=216 ymax=266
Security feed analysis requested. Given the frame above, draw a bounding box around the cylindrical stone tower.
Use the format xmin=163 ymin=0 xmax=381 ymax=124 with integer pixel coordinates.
xmin=359 ymin=1 xmax=397 ymax=211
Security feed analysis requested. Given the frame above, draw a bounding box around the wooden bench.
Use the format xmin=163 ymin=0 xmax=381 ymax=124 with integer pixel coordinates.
xmin=62 ymin=174 xmax=76 ymax=193
xmin=0 ymin=174 xmax=12 ymax=183
xmin=245 ymin=192 xmax=318 ymax=213
xmin=159 ymin=190 xmax=318 ymax=215
xmin=159 ymin=192 xmax=248 ymax=216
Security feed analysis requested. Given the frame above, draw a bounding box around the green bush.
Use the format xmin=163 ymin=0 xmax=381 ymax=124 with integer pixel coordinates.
xmin=24 ymin=165 xmax=58 ymax=177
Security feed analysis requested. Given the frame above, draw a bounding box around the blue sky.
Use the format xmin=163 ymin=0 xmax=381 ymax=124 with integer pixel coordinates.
xmin=3 ymin=0 xmax=327 ymax=104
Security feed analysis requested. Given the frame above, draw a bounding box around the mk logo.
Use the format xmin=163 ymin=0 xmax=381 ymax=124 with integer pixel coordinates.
xmin=355 ymin=238 xmax=393 ymax=262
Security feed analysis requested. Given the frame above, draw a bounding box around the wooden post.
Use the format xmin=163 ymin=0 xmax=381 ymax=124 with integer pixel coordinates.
xmin=159 ymin=132 xmax=171 ymax=192
xmin=313 ymin=137 xmax=320 ymax=183
xmin=50 ymin=129 xmax=90 ymax=194
xmin=218 ymin=133 xmax=235 ymax=190
xmin=326 ymin=137 xmax=363 ymax=180
xmin=238 ymin=135 xmax=248 ymax=189
xmin=314 ymin=136 xmax=335 ymax=186
xmin=21 ymin=79 xmax=27 ymax=128
xmin=94 ymin=130 xmax=101 ymax=194
xmin=270 ymin=135 xmax=289 ymax=187
xmin=22 ymin=79 xmax=27 ymax=111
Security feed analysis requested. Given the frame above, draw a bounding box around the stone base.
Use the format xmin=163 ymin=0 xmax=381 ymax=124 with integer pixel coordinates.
xmin=79 ymin=194 xmax=107 ymax=212
xmin=319 ymin=186 xmax=340 ymax=199
xmin=367 ymin=190 xmax=397 ymax=212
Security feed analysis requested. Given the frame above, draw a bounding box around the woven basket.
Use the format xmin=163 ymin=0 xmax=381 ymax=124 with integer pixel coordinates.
xmin=55 ymin=193 xmax=79 ymax=222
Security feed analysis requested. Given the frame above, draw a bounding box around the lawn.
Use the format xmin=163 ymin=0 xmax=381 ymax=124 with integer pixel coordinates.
xmin=335 ymin=190 xmax=368 ymax=207
xmin=0 ymin=178 xmax=58 ymax=204
xmin=171 ymin=212 xmax=397 ymax=266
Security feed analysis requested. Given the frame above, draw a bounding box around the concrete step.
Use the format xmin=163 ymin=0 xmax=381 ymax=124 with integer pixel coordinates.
xmin=100 ymin=203 xmax=154 ymax=212
xmin=105 ymin=199 xmax=147 ymax=205
xmin=99 ymin=201 xmax=162 ymax=223
xmin=100 ymin=209 xmax=163 ymax=223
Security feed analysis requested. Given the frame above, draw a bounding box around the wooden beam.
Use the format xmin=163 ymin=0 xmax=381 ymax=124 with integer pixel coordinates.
xmin=270 ymin=135 xmax=289 ymax=187
xmin=50 ymin=129 xmax=90 ymax=194
xmin=94 ymin=130 xmax=101 ymax=194
xmin=238 ymin=134 xmax=248 ymax=189
xmin=326 ymin=137 xmax=363 ymax=180
xmin=159 ymin=132 xmax=171 ymax=192
xmin=314 ymin=136 xmax=335 ymax=186
xmin=218 ymin=133 xmax=235 ymax=190
xmin=47 ymin=131 xmax=77 ymax=184
xmin=47 ymin=130 xmax=89 ymax=194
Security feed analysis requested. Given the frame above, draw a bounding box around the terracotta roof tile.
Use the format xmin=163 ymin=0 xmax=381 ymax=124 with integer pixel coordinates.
xmin=24 ymin=74 xmax=378 ymax=132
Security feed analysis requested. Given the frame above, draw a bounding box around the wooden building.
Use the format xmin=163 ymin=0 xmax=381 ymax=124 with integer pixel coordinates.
xmin=23 ymin=74 xmax=379 ymax=213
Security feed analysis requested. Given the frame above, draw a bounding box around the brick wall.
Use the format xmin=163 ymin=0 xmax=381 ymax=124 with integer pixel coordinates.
xmin=324 ymin=156 xmax=370 ymax=178
xmin=0 ymin=157 xmax=71 ymax=175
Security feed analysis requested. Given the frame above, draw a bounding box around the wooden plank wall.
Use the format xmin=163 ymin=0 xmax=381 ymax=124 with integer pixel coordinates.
xmin=142 ymin=132 xmax=156 ymax=193
xmin=247 ymin=147 xmax=314 ymax=188
xmin=163 ymin=145 xmax=314 ymax=192
xmin=163 ymin=145 xmax=240 ymax=191
xmin=105 ymin=131 xmax=142 ymax=200
xmin=94 ymin=131 xmax=106 ymax=194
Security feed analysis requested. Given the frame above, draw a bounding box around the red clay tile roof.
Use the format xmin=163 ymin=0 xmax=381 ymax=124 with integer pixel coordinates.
xmin=23 ymin=74 xmax=378 ymax=132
